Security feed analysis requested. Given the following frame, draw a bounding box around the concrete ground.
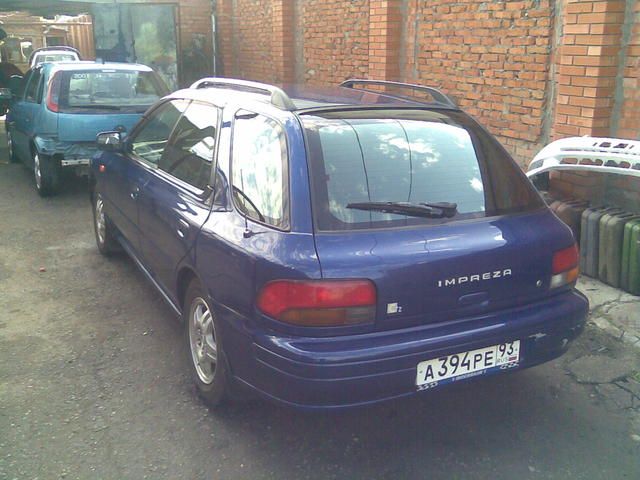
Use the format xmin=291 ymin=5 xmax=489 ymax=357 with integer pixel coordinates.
xmin=0 ymin=131 xmax=639 ymax=479
xmin=578 ymin=276 xmax=640 ymax=348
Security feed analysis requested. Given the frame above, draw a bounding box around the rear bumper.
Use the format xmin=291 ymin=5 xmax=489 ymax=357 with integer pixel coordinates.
xmin=218 ymin=289 xmax=588 ymax=410
xmin=34 ymin=136 xmax=97 ymax=167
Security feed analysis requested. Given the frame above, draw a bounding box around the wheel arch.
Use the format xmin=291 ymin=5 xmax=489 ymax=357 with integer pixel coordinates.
xmin=176 ymin=265 xmax=206 ymax=313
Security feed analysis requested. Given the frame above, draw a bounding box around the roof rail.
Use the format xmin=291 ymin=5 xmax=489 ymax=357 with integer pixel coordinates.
xmin=190 ymin=77 xmax=296 ymax=111
xmin=339 ymin=79 xmax=457 ymax=108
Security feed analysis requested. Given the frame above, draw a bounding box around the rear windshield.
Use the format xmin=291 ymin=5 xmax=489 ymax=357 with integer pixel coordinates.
xmin=301 ymin=109 xmax=543 ymax=231
xmin=34 ymin=53 xmax=77 ymax=64
xmin=58 ymin=70 xmax=167 ymax=113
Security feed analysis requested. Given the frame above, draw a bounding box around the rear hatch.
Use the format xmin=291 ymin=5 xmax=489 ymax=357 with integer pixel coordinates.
xmin=301 ymin=109 xmax=575 ymax=330
xmin=57 ymin=112 xmax=143 ymax=143
xmin=52 ymin=68 xmax=167 ymax=142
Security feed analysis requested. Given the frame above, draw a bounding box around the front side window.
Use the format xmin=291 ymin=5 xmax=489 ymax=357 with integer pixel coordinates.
xmin=25 ymin=69 xmax=42 ymax=102
xmin=159 ymin=102 xmax=218 ymax=191
xmin=130 ymin=100 xmax=188 ymax=167
xmin=231 ymin=112 xmax=288 ymax=229
xmin=302 ymin=109 xmax=544 ymax=231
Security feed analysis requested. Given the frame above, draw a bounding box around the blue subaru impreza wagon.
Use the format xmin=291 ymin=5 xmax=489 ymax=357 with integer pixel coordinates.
xmin=89 ymin=78 xmax=588 ymax=409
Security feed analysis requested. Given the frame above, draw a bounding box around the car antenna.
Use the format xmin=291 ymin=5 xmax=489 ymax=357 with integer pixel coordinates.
xmin=240 ymin=170 xmax=252 ymax=238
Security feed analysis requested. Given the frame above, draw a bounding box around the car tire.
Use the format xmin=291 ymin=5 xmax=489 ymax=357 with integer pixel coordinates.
xmin=92 ymin=192 xmax=120 ymax=256
xmin=33 ymin=151 xmax=60 ymax=197
xmin=183 ymin=280 xmax=230 ymax=408
xmin=7 ymin=130 xmax=18 ymax=163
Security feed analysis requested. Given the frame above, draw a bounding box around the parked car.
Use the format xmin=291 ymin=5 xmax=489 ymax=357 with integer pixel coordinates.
xmin=89 ymin=78 xmax=589 ymax=409
xmin=6 ymin=61 xmax=169 ymax=196
xmin=0 ymin=62 xmax=23 ymax=115
xmin=28 ymin=46 xmax=80 ymax=68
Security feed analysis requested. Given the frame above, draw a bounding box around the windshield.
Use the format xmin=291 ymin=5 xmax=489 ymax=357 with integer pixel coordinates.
xmin=59 ymin=69 xmax=167 ymax=113
xmin=301 ymin=109 xmax=544 ymax=231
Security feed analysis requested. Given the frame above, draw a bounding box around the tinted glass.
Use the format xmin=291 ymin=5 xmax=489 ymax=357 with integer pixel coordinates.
xmin=34 ymin=53 xmax=76 ymax=65
xmin=25 ymin=69 xmax=41 ymax=102
xmin=60 ymin=70 xmax=167 ymax=113
xmin=231 ymin=113 xmax=288 ymax=229
xmin=302 ymin=109 xmax=543 ymax=231
xmin=160 ymin=102 xmax=217 ymax=191
xmin=131 ymin=100 xmax=188 ymax=166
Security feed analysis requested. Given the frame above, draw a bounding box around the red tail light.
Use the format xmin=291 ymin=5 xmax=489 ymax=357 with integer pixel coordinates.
xmin=256 ymin=279 xmax=376 ymax=327
xmin=551 ymin=244 xmax=579 ymax=288
xmin=46 ymin=72 xmax=62 ymax=112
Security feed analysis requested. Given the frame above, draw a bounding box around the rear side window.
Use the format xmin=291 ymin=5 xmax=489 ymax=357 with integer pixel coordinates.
xmin=302 ymin=110 xmax=543 ymax=231
xmin=231 ymin=112 xmax=289 ymax=229
xmin=130 ymin=100 xmax=188 ymax=166
xmin=159 ymin=102 xmax=218 ymax=191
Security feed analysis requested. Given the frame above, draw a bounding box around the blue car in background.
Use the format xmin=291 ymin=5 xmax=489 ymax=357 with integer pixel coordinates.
xmin=90 ymin=78 xmax=589 ymax=409
xmin=6 ymin=61 xmax=168 ymax=196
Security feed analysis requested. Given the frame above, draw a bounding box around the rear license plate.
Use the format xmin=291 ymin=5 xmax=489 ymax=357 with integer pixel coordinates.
xmin=416 ymin=340 xmax=520 ymax=390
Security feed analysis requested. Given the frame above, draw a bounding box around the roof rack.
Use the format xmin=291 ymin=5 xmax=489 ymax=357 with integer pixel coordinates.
xmin=190 ymin=77 xmax=296 ymax=111
xmin=339 ymin=79 xmax=457 ymax=108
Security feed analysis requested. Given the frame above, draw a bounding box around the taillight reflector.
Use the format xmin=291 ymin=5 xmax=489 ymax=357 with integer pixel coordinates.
xmin=46 ymin=72 xmax=62 ymax=112
xmin=552 ymin=245 xmax=579 ymax=274
xmin=256 ymin=279 xmax=376 ymax=327
xmin=551 ymin=244 xmax=579 ymax=288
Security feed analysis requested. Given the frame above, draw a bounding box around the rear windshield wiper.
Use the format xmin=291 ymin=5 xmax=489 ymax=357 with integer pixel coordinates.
xmin=74 ymin=104 xmax=122 ymax=110
xmin=346 ymin=201 xmax=458 ymax=219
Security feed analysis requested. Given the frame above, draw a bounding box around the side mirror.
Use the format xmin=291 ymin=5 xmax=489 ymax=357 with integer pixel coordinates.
xmin=96 ymin=131 xmax=123 ymax=152
xmin=8 ymin=75 xmax=23 ymax=96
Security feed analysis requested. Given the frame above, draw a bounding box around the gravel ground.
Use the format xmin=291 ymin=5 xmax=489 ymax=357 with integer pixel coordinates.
xmin=1 ymin=141 xmax=639 ymax=479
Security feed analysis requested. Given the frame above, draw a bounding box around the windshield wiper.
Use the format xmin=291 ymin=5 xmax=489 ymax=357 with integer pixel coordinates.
xmin=346 ymin=201 xmax=458 ymax=219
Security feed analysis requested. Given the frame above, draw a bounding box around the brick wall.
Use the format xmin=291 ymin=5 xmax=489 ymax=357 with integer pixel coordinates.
xmin=549 ymin=0 xmax=640 ymax=212
xmin=215 ymin=0 xmax=639 ymax=209
xmin=233 ymin=0 xmax=276 ymax=82
xmin=301 ymin=0 xmax=370 ymax=84
xmin=403 ymin=0 xmax=553 ymax=167
xmin=175 ymin=0 xmax=214 ymax=86
xmin=615 ymin=0 xmax=640 ymax=139
xmin=608 ymin=0 xmax=640 ymax=212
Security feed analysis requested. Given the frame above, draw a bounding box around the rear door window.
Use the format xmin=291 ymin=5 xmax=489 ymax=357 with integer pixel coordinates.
xmin=159 ymin=102 xmax=218 ymax=191
xmin=231 ymin=112 xmax=289 ymax=229
xmin=302 ymin=109 xmax=543 ymax=231
xmin=130 ymin=100 xmax=188 ymax=167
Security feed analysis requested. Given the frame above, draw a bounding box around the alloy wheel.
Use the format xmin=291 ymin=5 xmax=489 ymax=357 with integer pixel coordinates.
xmin=7 ymin=131 xmax=13 ymax=159
xmin=34 ymin=153 xmax=42 ymax=190
xmin=188 ymin=297 xmax=218 ymax=385
xmin=95 ymin=195 xmax=106 ymax=246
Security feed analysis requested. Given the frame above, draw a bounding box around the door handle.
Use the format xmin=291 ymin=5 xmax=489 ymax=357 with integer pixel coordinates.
xmin=176 ymin=218 xmax=189 ymax=239
xmin=130 ymin=186 xmax=140 ymax=200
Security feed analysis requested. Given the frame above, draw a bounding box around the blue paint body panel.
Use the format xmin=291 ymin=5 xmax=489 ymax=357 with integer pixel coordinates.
xmin=90 ymin=84 xmax=589 ymax=409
